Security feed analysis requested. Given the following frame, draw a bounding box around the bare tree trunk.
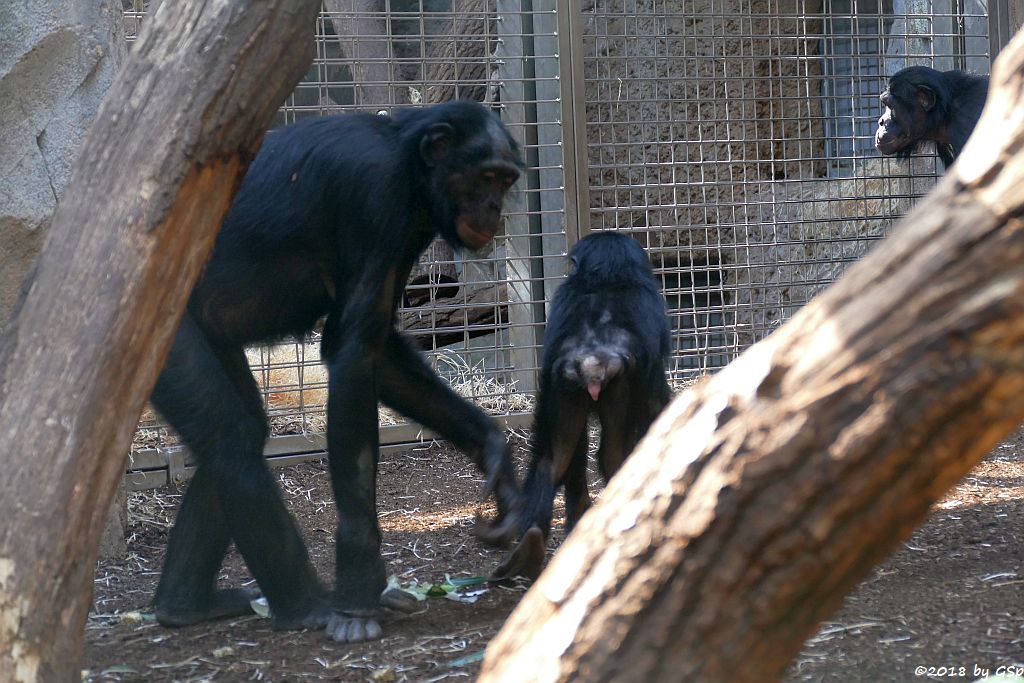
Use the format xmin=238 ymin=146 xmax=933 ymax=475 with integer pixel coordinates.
xmin=424 ymin=0 xmax=496 ymax=104
xmin=480 ymin=28 xmax=1024 ymax=683
xmin=325 ymin=0 xmax=396 ymax=108
xmin=0 ymin=2 xmax=319 ymax=680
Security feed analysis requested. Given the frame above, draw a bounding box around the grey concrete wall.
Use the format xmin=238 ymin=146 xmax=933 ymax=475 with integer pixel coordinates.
xmin=581 ymin=0 xmax=827 ymax=253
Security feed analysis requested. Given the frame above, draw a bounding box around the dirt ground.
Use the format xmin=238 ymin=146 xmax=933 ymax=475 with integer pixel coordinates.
xmin=84 ymin=428 xmax=1024 ymax=682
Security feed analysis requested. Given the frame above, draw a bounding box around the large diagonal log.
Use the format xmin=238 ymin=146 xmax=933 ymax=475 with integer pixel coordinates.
xmin=0 ymin=2 xmax=320 ymax=680
xmin=480 ymin=29 xmax=1024 ymax=683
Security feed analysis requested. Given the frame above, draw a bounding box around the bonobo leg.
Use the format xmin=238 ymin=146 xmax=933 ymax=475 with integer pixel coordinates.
xmin=324 ymin=348 xmax=388 ymax=641
xmin=152 ymin=312 xmax=329 ymax=630
xmin=153 ymin=468 xmax=255 ymax=626
xmin=595 ymin=380 xmax=634 ymax=483
xmin=562 ymin=431 xmax=593 ymax=534
xmin=522 ymin=391 xmax=590 ymax=540
xmin=637 ymin=377 xmax=672 ymax=442
xmin=377 ymin=332 xmax=523 ymax=545
xmin=490 ymin=390 xmax=589 ymax=581
xmin=322 ymin=308 xmax=419 ymax=642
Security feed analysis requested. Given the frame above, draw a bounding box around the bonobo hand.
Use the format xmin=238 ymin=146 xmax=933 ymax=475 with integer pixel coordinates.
xmin=488 ymin=526 xmax=546 ymax=582
xmin=325 ymin=587 xmax=421 ymax=643
xmin=474 ymin=433 xmax=525 ymax=548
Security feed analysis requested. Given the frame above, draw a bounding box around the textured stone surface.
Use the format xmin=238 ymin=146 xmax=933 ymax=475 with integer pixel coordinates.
xmin=581 ymin=0 xmax=826 ymax=250
xmin=0 ymin=0 xmax=125 ymax=328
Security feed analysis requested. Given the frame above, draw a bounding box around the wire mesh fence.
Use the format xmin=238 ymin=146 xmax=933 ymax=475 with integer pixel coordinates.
xmin=123 ymin=0 xmax=995 ymax=487
xmin=582 ymin=0 xmax=989 ymax=381
xmin=125 ymin=0 xmax=572 ymax=486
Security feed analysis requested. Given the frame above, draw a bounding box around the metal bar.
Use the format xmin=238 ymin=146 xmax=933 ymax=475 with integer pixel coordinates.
xmin=557 ymin=0 xmax=592 ymax=247
xmin=125 ymin=0 xmax=998 ymax=469
xmin=989 ymin=0 xmax=1019 ymax=60
xmin=126 ymin=414 xmax=534 ymax=492
xmin=497 ymin=0 xmax=542 ymax=394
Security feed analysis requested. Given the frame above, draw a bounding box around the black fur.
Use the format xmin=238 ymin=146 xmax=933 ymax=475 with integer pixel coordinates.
xmin=520 ymin=232 xmax=672 ymax=541
xmin=875 ymin=66 xmax=988 ymax=169
xmin=150 ymin=101 xmax=524 ymax=642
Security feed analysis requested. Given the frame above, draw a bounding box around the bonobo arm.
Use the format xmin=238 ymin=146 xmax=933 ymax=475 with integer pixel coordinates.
xmin=377 ymin=331 xmax=523 ymax=546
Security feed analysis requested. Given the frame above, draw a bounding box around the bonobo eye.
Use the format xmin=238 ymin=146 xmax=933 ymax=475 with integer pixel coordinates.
xmin=480 ymin=168 xmax=518 ymax=190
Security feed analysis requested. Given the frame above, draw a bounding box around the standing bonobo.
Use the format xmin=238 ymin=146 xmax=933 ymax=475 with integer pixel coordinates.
xmin=150 ymin=101 xmax=524 ymax=642
xmin=875 ymin=66 xmax=988 ymax=169
xmin=494 ymin=232 xmax=672 ymax=580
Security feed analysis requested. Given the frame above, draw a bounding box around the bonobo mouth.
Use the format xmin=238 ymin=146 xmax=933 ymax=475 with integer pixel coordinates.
xmin=874 ymin=132 xmax=907 ymax=155
xmin=456 ymin=216 xmax=498 ymax=250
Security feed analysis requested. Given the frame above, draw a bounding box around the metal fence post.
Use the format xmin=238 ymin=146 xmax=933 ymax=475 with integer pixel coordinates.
xmin=557 ymin=0 xmax=592 ymax=249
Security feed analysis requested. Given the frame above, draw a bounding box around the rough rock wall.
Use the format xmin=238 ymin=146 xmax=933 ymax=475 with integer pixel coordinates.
xmin=581 ymin=0 xmax=826 ymax=257
xmin=731 ymin=156 xmax=940 ymax=345
xmin=0 ymin=0 xmax=126 ymax=329
xmin=578 ymin=0 xmax=947 ymax=356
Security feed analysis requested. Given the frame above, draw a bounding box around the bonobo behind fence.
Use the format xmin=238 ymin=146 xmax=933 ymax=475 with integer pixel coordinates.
xmin=492 ymin=231 xmax=673 ymax=581
xmin=875 ymin=65 xmax=989 ymax=170
xmin=149 ymin=100 xmax=525 ymax=643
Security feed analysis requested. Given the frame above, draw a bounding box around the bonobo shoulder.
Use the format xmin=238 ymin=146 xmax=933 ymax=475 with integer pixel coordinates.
xmin=261 ymin=103 xmax=521 ymax=174
xmin=392 ymin=100 xmax=507 ymax=132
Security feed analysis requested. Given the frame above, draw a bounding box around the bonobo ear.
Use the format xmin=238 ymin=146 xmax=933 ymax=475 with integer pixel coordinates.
xmin=916 ymin=85 xmax=937 ymax=112
xmin=420 ymin=123 xmax=455 ymax=167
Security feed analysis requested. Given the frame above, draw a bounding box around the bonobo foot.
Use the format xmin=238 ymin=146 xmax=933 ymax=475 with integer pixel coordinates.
xmin=155 ymin=587 xmax=261 ymax=627
xmin=489 ymin=526 xmax=546 ymax=582
xmin=270 ymin=598 xmax=336 ymax=631
xmin=326 ymin=587 xmax=422 ymax=643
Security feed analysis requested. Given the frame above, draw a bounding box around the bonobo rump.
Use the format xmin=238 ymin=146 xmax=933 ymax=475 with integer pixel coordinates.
xmin=494 ymin=231 xmax=673 ymax=581
xmin=150 ymin=101 xmax=525 ymax=643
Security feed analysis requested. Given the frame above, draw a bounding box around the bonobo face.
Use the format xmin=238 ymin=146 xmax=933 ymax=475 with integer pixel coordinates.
xmin=875 ymin=79 xmax=935 ymax=157
xmin=875 ymin=91 xmax=912 ymax=155
xmin=451 ymin=157 xmax=521 ymax=250
xmin=872 ymin=90 xmax=905 ymax=153
xmin=422 ymin=108 xmax=523 ymax=251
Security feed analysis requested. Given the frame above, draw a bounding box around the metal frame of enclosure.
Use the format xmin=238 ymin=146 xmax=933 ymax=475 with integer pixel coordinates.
xmin=127 ymin=0 xmax=1004 ymax=489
